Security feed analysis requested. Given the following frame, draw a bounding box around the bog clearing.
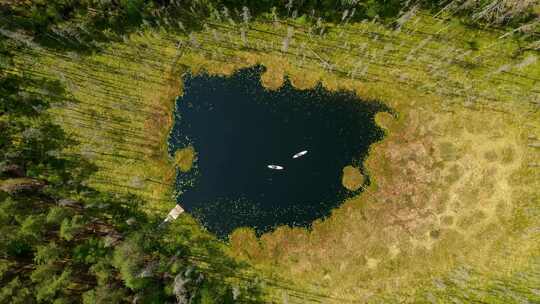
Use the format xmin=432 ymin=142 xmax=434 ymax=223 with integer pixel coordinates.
xmin=8 ymin=5 xmax=540 ymax=303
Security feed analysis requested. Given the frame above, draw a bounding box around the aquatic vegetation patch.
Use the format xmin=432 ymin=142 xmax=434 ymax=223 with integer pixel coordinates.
xmin=174 ymin=146 xmax=196 ymax=172
xmin=169 ymin=65 xmax=387 ymax=237
xmin=341 ymin=165 xmax=364 ymax=191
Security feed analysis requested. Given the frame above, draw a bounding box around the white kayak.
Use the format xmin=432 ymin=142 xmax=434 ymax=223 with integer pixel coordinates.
xmin=267 ymin=165 xmax=284 ymax=170
xmin=292 ymin=150 xmax=308 ymax=159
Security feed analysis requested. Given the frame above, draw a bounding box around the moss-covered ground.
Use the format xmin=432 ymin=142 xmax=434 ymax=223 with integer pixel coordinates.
xmin=12 ymin=11 xmax=540 ymax=303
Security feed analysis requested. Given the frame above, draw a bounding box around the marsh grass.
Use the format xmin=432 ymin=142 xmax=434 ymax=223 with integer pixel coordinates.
xmin=11 ymin=32 xmax=184 ymax=214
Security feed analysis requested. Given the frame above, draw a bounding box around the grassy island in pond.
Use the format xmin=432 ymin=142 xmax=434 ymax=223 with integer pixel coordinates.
xmin=174 ymin=146 xmax=196 ymax=172
xmin=341 ymin=165 xmax=364 ymax=191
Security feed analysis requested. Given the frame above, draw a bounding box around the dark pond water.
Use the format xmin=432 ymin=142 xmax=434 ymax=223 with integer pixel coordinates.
xmin=169 ymin=66 xmax=386 ymax=238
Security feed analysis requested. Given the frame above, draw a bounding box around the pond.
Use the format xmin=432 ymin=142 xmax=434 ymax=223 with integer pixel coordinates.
xmin=169 ymin=66 xmax=387 ymax=238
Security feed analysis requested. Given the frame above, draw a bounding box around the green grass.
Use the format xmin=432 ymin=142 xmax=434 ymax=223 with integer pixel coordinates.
xmin=12 ymin=10 xmax=540 ymax=303
xmin=13 ymin=32 xmax=182 ymax=214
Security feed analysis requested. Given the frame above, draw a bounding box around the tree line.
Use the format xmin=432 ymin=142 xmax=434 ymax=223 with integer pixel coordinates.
xmin=1 ymin=1 xmax=536 ymax=52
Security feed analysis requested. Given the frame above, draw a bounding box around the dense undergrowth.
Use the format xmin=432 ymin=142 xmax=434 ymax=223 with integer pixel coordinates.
xmin=1 ymin=1 xmax=540 ymax=303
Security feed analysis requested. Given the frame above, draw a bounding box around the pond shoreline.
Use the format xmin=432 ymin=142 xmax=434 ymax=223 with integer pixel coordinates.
xmin=168 ymin=65 xmax=388 ymax=237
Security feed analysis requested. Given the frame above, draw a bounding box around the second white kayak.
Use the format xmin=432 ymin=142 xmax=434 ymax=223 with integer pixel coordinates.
xmin=292 ymin=150 xmax=308 ymax=159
